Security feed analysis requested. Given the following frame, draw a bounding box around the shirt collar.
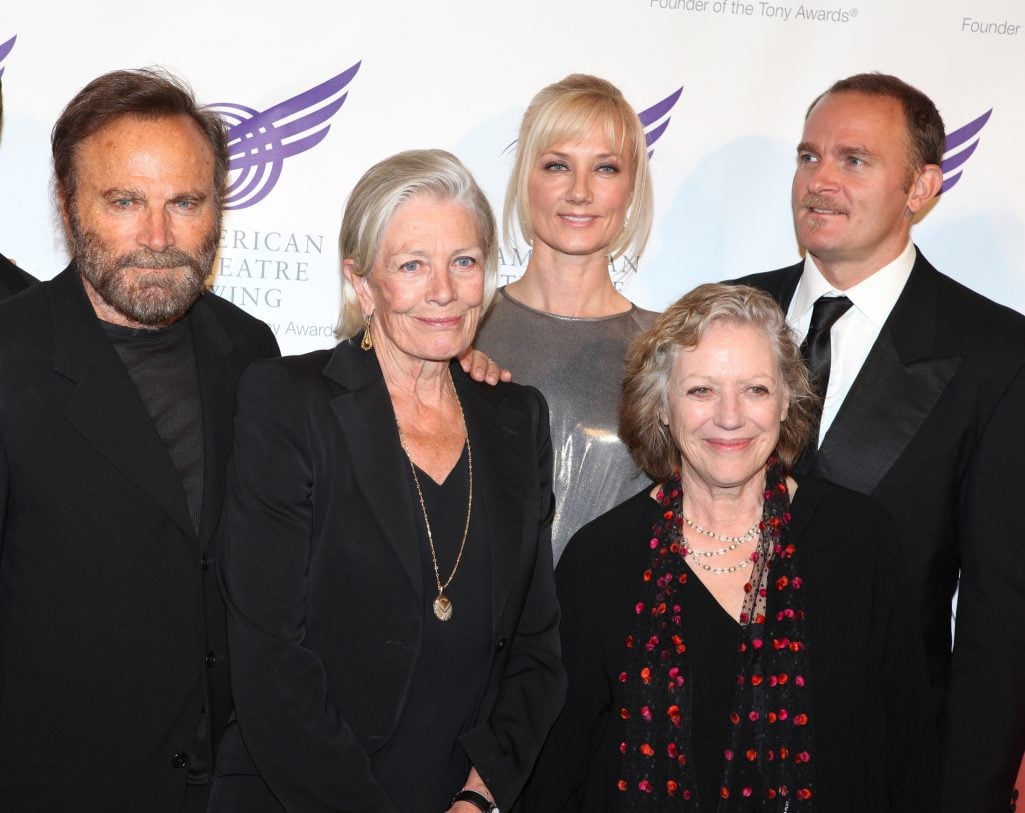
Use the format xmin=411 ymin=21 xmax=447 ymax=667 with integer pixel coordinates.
xmin=791 ymin=241 xmax=916 ymax=327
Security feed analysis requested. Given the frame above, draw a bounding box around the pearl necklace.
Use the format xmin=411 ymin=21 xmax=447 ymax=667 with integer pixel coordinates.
xmin=681 ymin=513 xmax=761 ymax=575
xmin=682 ymin=513 xmax=761 ymax=546
xmin=684 ymin=541 xmax=754 ymax=575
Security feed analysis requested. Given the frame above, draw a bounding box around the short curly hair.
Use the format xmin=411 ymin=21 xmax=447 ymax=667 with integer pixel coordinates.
xmin=620 ymin=284 xmax=817 ymax=481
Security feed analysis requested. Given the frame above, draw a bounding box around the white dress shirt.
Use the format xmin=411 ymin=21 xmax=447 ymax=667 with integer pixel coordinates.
xmin=787 ymin=241 xmax=916 ymax=445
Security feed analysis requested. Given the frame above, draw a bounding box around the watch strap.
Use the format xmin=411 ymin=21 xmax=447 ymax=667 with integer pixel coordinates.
xmin=450 ymin=788 xmax=498 ymax=812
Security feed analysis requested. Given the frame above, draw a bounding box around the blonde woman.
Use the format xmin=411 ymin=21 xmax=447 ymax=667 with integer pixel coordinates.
xmin=476 ymin=74 xmax=656 ymax=562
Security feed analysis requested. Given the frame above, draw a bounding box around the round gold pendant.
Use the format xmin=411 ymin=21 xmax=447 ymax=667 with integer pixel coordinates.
xmin=433 ymin=594 xmax=453 ymax=621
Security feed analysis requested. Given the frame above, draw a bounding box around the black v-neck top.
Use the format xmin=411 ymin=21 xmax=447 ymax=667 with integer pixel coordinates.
xmin=534 ymin=488 xmax=738 ymax=810
xmin=374 ymin=446 xmax=494 ymax=811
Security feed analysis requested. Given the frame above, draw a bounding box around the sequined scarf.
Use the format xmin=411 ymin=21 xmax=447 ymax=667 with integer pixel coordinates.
xmin=619 ymin=459 xmax=816 ymax=810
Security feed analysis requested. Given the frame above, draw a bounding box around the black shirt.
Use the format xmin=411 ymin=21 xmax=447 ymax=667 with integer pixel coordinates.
xmin=103 ymin=315 xmax=209 ymax=784
xmin=374 ymin=446 xmax=493 ymax=811
xmin=104 ymin=316 xmax=204 ymax=533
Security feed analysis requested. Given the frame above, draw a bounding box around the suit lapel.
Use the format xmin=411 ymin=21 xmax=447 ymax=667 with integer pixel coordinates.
xmin=765 ymin=262 xmax=803 ymax=310
xmin=325 ymin=344 xmax=423 ymax=598
xmin=49 ymin=265 xmax=196 ymax=541
xmin=812 ymin=254 xmax=961 ymax=494
xmin=452 ymin=367 xmax=530 ymax=632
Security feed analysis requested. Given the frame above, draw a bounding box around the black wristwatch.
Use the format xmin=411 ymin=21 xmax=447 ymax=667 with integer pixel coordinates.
xmin=450 ymin=788 xmax=499 ymax=813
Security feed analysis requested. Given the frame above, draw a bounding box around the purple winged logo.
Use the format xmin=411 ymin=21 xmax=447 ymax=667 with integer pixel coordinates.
xmin=502 ymin=85 xmax=684 ymax=158
xmin=941 ymin=109 xmax=992 ymax=194
xmin=639 ymin=86 xmax=683 ymax=159
xmin=0 ymin=35 xmax=16 ymax=79
xmin=206 ymin=62 xmax=361 ymax=210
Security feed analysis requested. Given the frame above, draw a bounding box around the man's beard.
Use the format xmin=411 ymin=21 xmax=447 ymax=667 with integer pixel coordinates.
xmin=70 ymin=210 xmax=219 ymax=327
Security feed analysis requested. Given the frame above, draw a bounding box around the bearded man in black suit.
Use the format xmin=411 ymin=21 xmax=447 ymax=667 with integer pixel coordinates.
xmin=0 ymin=69 xmax=278 ymax=812
xmin=733 ymin=73 xmax=1025 ymax=812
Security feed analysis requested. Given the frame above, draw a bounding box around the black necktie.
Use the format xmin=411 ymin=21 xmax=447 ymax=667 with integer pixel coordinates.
xmin=801 ymin=295 xmax=853 ymax=402
xmin=798 ymin=296 xmax=854 ymax=464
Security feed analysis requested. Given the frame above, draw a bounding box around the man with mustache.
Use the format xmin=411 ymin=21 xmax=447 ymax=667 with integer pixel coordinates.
xmin=734 ymin=73 xmax=1025 ymax=812
xmin=0 ymin=69 xmax=278 ymax=812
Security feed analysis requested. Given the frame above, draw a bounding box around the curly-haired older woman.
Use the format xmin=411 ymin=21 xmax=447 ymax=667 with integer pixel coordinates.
xmin=522 ymin=284 xmax=938 ymax=811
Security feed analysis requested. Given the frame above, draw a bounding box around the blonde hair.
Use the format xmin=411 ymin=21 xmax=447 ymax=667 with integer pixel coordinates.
xmin=503 ymin=74 xmax=654 ymax=261
xmin=336 ymin=149 xmax=498 ymax=339
xmin=620 ymin=284 xmax=817 ymax=481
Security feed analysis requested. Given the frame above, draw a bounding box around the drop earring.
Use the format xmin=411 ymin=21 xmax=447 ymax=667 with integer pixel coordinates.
xmin=360 ymin=312 xmax=374 ymax=351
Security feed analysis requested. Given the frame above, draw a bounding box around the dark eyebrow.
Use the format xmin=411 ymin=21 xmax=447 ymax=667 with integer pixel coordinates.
xmin=170 ymin=191 xmax=209 ymax=203
xmin=102 ymin=187 xmax=144 ymax=199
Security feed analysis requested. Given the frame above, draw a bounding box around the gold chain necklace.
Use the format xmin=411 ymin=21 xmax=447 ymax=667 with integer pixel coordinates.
xmin=399 ymin=375 xmax=472 ymax=622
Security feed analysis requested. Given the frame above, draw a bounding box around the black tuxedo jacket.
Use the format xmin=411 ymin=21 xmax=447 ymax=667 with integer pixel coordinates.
xmin=0 ymin=252 xmax=37 ymax=299
xmin=0 ymin=265 xmax=278 ymax=811
xmin=213 ymin=343 xmax=566 ymax=812
xmin=734 ymin=249 xmax=1025 ymax=812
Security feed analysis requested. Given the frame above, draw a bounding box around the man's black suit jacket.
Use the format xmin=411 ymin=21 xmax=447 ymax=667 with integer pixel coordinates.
xmin=734 ymin=249 xmax=1025 ymax=812
xmin=0 ymin=252 xmax=36 ymax=299
xmin=0 ymin=265 xmax=279 ymax=812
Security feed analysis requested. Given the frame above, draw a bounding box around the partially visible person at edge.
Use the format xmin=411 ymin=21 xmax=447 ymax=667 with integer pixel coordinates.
xmin=0 ymin=76 xmax=38 ymax=296
xmin=730 ymin=72 xmax=1025 ymax=812
xmin=0 ymin=68 xmax=279 ymax=812
xmin=475 ymin=74 xmax=657 ymax=564
xmin=210 ymin=149 xmax=565 ymax=813
xmin=522 ymin=283 xmax=938 ymax=811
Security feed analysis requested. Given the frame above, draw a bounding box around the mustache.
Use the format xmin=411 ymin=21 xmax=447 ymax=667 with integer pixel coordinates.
xmin=115 ymin=248 xmax=207 ymax=274
xmin=799 ymin=194 xmax=849 ymax=216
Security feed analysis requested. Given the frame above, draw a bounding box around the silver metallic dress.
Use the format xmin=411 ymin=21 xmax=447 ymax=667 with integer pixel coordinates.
xmin=476 ymin=289 xmax=657 ymax=563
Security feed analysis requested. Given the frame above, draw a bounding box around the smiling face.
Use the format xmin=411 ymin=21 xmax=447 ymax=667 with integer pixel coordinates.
xmin=526 ymin=121 xmax=634 ymax=262
xmin=346 ymin=195 xmax=485 ymax=366
xmin=791 ymin=91 xmax=937 ymax=288
xmin=663 ymin=320 xmax=789 ymax=495
xmin=65 ymin=114 xmax=220 ymax=328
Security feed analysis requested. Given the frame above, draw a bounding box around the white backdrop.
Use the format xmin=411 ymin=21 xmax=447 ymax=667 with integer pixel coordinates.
xmin=1 ymin=0 xmax=1022 ymax=354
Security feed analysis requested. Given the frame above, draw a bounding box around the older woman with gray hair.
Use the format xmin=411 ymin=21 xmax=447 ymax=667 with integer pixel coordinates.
xmin=523 ymin=284 xmax=937 ymax=811
xmin=211 ymin=149 xmax=564 ymax=813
